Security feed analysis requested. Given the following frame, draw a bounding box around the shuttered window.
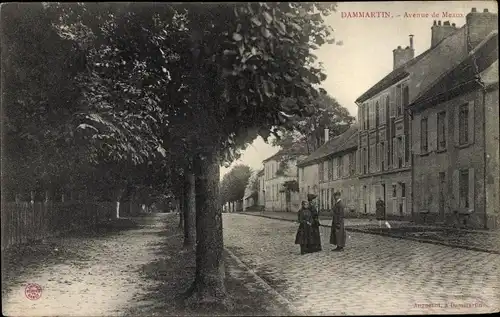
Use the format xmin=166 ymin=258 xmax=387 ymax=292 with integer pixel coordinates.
xmin=437 ymin=111 xmax=447 ymax=150
xmin=459 ymin=104 xmax=469 ymax=145
xmin=375 ymin=102 xmax=380 ymax=127
xmin=396 ymin=85 xmax=402 ymax=117
xmin=421 ymin=117 xmax=428 ymax=153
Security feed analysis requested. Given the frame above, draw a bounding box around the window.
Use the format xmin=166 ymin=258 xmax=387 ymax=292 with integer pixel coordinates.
xmin=392 ymin=185 xmax=397 ymax=198
xmin=396 ymin=85 xmax=402 ymax=117
xmin=437 ymin=112 xmax=446 ymax=150
xmin=385 ymin=96 xmax=390 ymax=123
xmin=350 ymin=152 xmax=355 ymax=175
xmin=327 ymin=159 xmax=333 ymax=180
xmin=421 ymin=117 xmax=428 ymax=152
xmin=402 ymin=85 xmax=409 ymax=115
xmin=363 ymin=148 xmax=367 ymax=174
xmin=381 ymin=142 xmax=385 ymax=171
xmin=366 ymin=104 xmax=370 ymax=130
xmin=459 ymin=169 xmax=469 ymax=208
xmin=375 ymin=143 xmax=379 ymax=170
xmin=401 ymin=183 xmax=406 ymax=198
xmin=337 ymin=158 xmax=341 ymax=178
xmin=375 ymin=101 xmax=380 ymax=127
xmin=319 ymin=162 xmax=324 ymax=182
xmin=398 ymin=137 xmax=404 ymax=168
xmin=459 ymin=104 xmax=469 ymax=145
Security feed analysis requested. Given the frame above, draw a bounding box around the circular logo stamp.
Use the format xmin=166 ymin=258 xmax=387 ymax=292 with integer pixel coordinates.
xmin=25 ymin=283 xmax=42 ymax=300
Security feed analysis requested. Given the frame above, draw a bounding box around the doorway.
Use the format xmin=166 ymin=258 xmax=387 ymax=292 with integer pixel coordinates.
xmin=439 ymin=172 xmax=446 ymax=222
xmin=381 ymin=184 xmax=386 ymax=219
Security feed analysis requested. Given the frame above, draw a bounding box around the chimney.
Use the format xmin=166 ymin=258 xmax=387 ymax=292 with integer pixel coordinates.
xmin=393 ymin=38 xmax=415 ymax=69
xmin=324 ymin=128 xmax=329 ymax=143
xmin=431 ymin=19 xmax=457 ymax=47
xmin=466 ymin=7 xmax=498 ymax=50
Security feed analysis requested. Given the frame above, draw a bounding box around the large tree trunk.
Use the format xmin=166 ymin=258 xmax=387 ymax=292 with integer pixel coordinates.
xmin=185 ymin=151 xmax=227 ymax=306
xmin=183 ymin=171 xmax=196 ymax=248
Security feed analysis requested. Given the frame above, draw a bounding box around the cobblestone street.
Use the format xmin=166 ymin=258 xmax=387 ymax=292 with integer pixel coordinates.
xmin=223 ymin=214 xmax=500 ymax=315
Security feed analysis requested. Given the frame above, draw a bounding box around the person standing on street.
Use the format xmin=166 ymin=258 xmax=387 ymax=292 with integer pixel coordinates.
xmin=307 ymin=194 xmax=322 ymax=253
xmin=330 ymin=191 xmax=346 ymax=252
xmin=376 ymin=197 xmax=386 ymax=228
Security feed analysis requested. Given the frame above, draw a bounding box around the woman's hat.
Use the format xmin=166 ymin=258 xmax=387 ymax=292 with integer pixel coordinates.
xmin=307 ymin=193 xmax=317 ymax=201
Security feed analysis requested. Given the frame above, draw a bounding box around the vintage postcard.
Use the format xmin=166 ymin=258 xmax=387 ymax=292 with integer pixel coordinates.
xmin=1 ymin=1 xmax=498 ymax=316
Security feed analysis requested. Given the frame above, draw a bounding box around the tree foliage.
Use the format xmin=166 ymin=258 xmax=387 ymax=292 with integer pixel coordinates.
xmin=272 ymin=93 xmax=355 ymax=154
xmin=220 ymin=165 xmax=253 ymax=203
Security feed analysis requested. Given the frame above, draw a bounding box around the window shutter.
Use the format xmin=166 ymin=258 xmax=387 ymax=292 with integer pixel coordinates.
xmin=454 ymin=109 xmax=460 ymax=146
xmin=390 ymin=87 xmax=397 ymax=117
xmin=378 ymin=143 xmax=382 ymax=171
xmin=468 ymin=168 xmax=475 ymax=212
xmin=358 ymin=106 xmax=362 ymax=130
xmin=401 ymin=135 xmax=406 ymax=166
xmin=413 ymin=114 xmax=421 ymax=156
xmin=392 ymin=138 xmax=398 ymax=169
xmin=468 ymin=100 xmax=475 ymax=145
xmin=429 ymin=112 xmax=437 ymax=152
xmin=356 ymin=150 xmax=360 ymax=175
xmin=396 ymin=86 xmax=402 ymax=116
xmin=452 ymin=170 xmax=459 ymax=210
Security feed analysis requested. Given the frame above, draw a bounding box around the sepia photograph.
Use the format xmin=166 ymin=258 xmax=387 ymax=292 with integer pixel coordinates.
xmin=1 ymin=1 xmax=499 ymax=316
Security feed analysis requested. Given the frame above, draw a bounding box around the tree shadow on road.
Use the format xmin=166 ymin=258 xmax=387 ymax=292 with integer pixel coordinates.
xmin=126 ymin=228 xmax=294 ymax=316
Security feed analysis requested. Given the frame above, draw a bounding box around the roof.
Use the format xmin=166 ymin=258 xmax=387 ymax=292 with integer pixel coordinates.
xmin=409 ymin=30 xmax=498 ymax=110
xmin=297 ymin=125 xmax=358 ymax=167
xmin=262 ymin=141 xmax=309 ymax=163
xmin=256 ymin=168 xmax=264 ymax=176
xmin=355 ymin=26 xmax=465 ymax=104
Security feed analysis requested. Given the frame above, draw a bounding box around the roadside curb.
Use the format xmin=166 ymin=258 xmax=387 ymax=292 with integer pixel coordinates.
xmin=224 ymin=248 xmax=304 ymax=316
xmin=239 ymin=213 xmax=500 ymax=255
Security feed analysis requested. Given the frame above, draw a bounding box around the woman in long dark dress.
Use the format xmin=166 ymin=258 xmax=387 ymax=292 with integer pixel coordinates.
xmin=295 ymin=200 xmax=322 ymax=254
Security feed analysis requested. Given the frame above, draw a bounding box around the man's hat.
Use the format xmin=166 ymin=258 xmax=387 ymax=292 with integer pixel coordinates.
xmin=307 ymin=193 xmax=317 ymax=201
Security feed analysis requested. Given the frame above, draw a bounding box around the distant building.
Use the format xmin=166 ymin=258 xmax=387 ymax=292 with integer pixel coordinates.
xmin=409 ymin=29 xmax=499 ymax=229
xmin=263 ymin=143 xmax=308 ymax=212
xmin=297 ymin=126 xmax=359 ymax=213
xmin=257 ymin=168 xmax=265 ymax=208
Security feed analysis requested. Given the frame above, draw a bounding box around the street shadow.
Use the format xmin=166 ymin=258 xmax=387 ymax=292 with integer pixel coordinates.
xmin=126 ymin=228 xmax=293 ymax=316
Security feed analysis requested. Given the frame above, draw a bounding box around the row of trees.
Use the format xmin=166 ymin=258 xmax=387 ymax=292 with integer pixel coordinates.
xmin=2 ymin=2 xmax=344 ymax=307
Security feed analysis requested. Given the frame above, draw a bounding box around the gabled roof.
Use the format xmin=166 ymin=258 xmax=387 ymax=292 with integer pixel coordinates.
xmin=262 ymin=141 xmax=309 ymax=163
xmin=409 ymin=30 xmax=498 ymax=110
xmin=297 ymin=125 xmax=358 ymax=167
xmin=355 ymin=26 xmax=465 ymax=104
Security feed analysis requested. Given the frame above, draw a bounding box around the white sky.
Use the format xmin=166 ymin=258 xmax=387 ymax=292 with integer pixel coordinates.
xmin=220 ymin=1 xmax=498 ymax=179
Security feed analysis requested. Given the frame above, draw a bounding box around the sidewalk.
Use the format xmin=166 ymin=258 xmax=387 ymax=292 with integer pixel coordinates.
xmin=241 ymin=211 xmax=500 ymax=254
xmin=2 ymin=213 xmax=293 ymax=316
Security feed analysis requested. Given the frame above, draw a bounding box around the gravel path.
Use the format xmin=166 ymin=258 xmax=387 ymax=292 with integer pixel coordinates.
xmin=2 ymin=213 xmax=177 ymax=316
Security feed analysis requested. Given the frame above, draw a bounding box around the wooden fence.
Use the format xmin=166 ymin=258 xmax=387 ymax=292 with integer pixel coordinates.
xmin=1 ymin=201 xmax=115 ymax=251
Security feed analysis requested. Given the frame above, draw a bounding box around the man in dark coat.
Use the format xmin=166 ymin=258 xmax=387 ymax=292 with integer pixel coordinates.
xmin=376 ymin=197 xmax=386 ymax=227
xmin=330 ymin=191 xmax=346 ymax=251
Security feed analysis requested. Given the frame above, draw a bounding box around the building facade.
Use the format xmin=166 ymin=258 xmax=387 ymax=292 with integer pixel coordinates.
xmin=263 ymin=147 xmax=307 ymax=212
xmin=354 ymin=8 xmax=497 ymax=220
xmin=298 ymin=126 xmax=359 ymax=213
xmin=410 ymin=29 xmax=499 ymax=229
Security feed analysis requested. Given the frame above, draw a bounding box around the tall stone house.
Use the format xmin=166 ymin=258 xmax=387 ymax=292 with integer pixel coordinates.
xmin=354 ymin=8 xmax=498 ymax=220
xmin=263 ymin=144 xmax=308 ymax=212
xmin=297 ymin=125 xmax=359 ymax=213
xmin=409 ymin=26 xmax=498 ymax=229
